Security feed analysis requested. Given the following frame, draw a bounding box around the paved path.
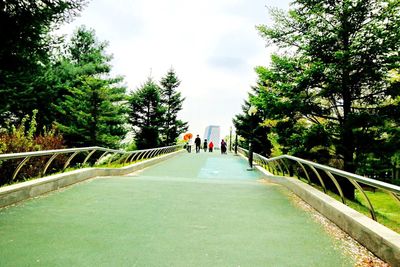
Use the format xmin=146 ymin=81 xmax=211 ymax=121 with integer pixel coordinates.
xmin=0 ymin=152 xmax=354 ymax=266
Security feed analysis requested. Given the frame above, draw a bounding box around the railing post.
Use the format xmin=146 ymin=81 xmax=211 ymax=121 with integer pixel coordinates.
xmin=42 ymin=153 xmax=60 ymax=176
xmin=348 ymin=179 xmax=377 ymax=221
xmin=83 ymin=149 xmax=97 ymax=165
xmin=95 ymin=151 xmax=109 ymax=165
xmin=130 ymin=152 xmax=141 ymax=163
xmin=12 ymin=157 xmax=31 ymax=181
xmin=324 ymin=170 xmax=346 ymax=204
xmin=308 ymin=165 xmax=327 ymax=193
xmin=63 ymin=151 xmax=80 ymax=170
xmin=295 ymin=161 xmax=312 ymax=184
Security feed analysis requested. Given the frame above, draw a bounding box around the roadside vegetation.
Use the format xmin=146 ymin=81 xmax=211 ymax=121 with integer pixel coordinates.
xmin=234 ymin=0 xmax=400 ymax=201
xmin=0 ymin=1 xmax=187 ymax=186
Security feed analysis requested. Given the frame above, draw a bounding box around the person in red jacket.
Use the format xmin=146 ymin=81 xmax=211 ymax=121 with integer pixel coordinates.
xmin=208 ymin=141 xmax=214 ymax=152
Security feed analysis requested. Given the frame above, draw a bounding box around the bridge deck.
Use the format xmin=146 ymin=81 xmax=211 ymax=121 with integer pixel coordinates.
xmin=0 ymin=152 xmax=354 ymax=266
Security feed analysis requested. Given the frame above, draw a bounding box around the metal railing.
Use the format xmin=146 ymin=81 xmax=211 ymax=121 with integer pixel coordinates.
xmin=0 ymin=145 xmax=184 ymax=184
xmin=237 ymin=147 xmax=400 ymax=221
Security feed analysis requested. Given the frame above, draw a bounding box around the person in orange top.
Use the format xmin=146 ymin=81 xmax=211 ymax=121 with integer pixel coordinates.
xmin=208 ymin=141 xmax=214 ymax=152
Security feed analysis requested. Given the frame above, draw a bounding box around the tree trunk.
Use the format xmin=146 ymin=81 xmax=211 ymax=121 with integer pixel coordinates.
xmin=340 ymin=12 xmax=355 ymax=200
xmin=341 ymin=122 xmax=356 ymax=199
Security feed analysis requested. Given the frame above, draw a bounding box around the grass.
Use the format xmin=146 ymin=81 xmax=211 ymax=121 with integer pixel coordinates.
xmin=355 ymin=190 xmax=400 ymax=232
xmin=295 ymin=176 xmax=400 ymax=233
xmin=260 ymin=163 xmax=400 ymax=233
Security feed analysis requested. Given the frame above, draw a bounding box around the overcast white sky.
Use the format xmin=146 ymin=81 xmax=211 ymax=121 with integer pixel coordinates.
xmin=59 ymin=0 xmax=291 ymax=139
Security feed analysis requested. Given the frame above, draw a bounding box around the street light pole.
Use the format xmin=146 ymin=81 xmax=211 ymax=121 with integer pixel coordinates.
xmin=229 ymin=126 xmax=232 ymax=152
xmin=234 ymin=134 xmax=238 ymax=155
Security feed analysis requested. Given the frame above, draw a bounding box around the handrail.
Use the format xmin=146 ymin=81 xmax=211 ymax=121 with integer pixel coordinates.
xmin=0 ymin=145 xmax=182 ymax=161
xmin=237 ymin=146 xmax=400 ymax=221
xmin=0 ymin=144 xmax=184 ymax=183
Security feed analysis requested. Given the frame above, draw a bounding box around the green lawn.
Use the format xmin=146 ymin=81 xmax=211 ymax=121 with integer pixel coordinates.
xmin=355 ymin=190 xmax=400 ymax=233
xmin=297 ymin=175 xmax=400 ymax=233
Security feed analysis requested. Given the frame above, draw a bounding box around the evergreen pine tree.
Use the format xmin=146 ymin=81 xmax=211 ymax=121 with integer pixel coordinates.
xmin=159 ymin=69 xmax=188 ymax=145
xmin=53 ymin=26 xmax=128 ymax=148
xmin=128 ymin=78 xmax=165 ymax=149
xmin=55 ymin=76 xmax=127 ymax=147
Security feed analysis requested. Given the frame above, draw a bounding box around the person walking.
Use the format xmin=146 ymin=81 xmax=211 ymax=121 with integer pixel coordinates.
xmin=221 ymin=139 xmax=227 ymax=154
xmin=195 ymin=135 xmax=201 ymax=153
xmin=203 ymin=139 xmax=208 ymax=152
xmin=187 ymin=138 xmax=192 ymax=153
xmin=208 ymin=141 xmax=214 ymax=152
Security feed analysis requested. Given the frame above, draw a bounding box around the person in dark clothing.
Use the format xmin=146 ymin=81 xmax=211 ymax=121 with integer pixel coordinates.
xmin=195 ymin=135 xmax=201 ymax=153
xmin=221 ymin=139 xmax=227 ymax=154
xmin=203 ymin=139 xmax=208 ymax=152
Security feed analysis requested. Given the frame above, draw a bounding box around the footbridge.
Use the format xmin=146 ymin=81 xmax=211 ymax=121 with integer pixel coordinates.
xmin=0 ymin=146 xmax=399 ymax=266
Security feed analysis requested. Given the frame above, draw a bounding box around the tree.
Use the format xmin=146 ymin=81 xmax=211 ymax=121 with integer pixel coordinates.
xmin=0 ymin=0 xmax=86 ymax=127
xmin=233 ymin=88 xmax=272 ymax=156
xmin=253 ymin=59 xmax=333 ymax=161
xmin=55 ymin=76 xmax=127 ymax=148
xmin=256 ymin=0 xmax=400 ymax=198
xmin=53 ymin=26 xmax=128 ymax=148
xmin=159 ymin=69 xmax=188 ymax=145
xmin=128 ymin=78 xmax=165 ymax=149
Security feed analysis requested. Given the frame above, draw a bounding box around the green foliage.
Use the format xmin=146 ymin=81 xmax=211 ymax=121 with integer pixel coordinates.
xmin=0 ymin=110 xmax=66 ymax=186
xmin=247 ymin=0 xmax=400 ymax=197
xmin=0 ymin=110 xmax=39 ymax=154
xmin=233 ymin=96 xmax=272 ymax=156
xmin=52 ymin=27 xmax=128 ymax=148
xmin=123 ymin=141 xmax=137 ymax=152
xmin=159 ymin=69 xmax=188 ymax=145
xmin=128 ymin=78 xmax=165 ymax=149
xmin=0 ymin=0 xmax=87 ymax=127
xmin=55 ymin=75 xmax=128 ymax=148
xmin=68 ymin=26 xmax=111 ymax=73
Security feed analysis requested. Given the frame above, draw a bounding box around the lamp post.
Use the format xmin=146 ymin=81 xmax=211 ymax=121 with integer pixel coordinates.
xmin=234 ymin=133 xmax=238 ymax=155
xmin=247 ymin=105 xmax=257 ymax=170
xmin=229 ymin=126 xmax=232 ymax=152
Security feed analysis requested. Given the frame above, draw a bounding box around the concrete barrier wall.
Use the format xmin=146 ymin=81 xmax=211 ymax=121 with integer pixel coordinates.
xmin=0 ymin=150 xmax=183 ymax=209
xmin=256 ymin=166 xmax=400 ymax=266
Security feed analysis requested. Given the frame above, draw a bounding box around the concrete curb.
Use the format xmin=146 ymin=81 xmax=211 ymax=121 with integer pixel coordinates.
xmin=255 ymin=165 xmax=400 ymax=266
xmin=0 ymin=150 xmax=184 ymax=209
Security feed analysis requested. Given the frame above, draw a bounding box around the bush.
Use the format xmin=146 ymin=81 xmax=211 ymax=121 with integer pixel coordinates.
xmin=0 ymin=110 xmax=66 ymax=186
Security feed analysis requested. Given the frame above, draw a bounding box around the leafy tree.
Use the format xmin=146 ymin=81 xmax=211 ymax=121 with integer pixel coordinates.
xmin=53 ymin=26 xmax=128 ymax=148
xmin=253 ymin=59 xmax=333 ymax=161
xmin=256 ymin=0 xmax=400 ymax=198
xmin=0 ymin=0 xmax=86 ymax=127
xmin=128 ymin=78 xmax=165 ymax=149
xmin=233 ymin=89 xmax=272 ymax=156
xmin=159 ymin=69 xmax=188 ymax=145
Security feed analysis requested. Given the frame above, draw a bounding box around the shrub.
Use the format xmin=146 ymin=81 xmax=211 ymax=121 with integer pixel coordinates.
xmin=0 ymin=110 xmax=66 ymax=186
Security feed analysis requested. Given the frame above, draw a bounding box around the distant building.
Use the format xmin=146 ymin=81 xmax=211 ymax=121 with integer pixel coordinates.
xmin=204 ymin=125 xmax=220 ymax=148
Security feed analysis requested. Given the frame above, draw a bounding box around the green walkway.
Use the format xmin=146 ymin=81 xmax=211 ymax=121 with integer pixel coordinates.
xmin=0 ymin=152 xmax=354 ymax=266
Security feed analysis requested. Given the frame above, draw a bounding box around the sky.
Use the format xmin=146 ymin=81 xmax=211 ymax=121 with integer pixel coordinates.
xmin=58 ymin=0 xmax=291 ymax=139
